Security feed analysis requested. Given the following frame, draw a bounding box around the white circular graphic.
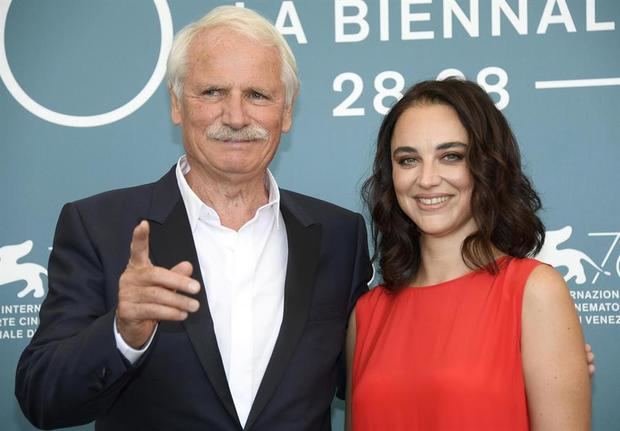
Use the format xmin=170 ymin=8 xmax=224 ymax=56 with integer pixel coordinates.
xmin=0 ymin=0 xmax=173 ymax=128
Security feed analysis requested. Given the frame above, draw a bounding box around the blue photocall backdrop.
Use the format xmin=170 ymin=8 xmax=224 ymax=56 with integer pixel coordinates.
xmin=1 ymin=1 xmax=618 ymax=430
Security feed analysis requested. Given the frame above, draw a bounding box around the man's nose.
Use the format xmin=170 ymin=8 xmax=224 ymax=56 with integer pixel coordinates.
xmin=222 ymin=93 xmax=250 ymax=129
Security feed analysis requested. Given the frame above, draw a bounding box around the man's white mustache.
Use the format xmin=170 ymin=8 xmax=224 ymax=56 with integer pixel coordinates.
xmin=206 ymin=124 xmax=269 ymax=141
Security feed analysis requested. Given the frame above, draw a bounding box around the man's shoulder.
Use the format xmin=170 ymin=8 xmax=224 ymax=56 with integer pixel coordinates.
xmin=72 ymin=181 xmax=155 ymax=208
xmin=70 ymin=168 xmax=175 ymax=210
xmin=280 ymin=189 xmax=361 ymax=221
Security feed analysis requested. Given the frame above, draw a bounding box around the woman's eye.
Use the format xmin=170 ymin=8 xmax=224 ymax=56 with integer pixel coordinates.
xmin=398 ymin=157 xmax=418 ymax=166
xmin=442 ymin=152 xmax=464 ymax=162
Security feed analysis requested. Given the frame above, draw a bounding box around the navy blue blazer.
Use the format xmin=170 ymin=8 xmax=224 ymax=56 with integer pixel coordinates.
xmin=16 ymin=167 xmax=372 ymax=431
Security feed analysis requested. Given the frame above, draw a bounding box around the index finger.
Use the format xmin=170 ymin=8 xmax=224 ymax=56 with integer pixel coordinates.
xmin=129 ymin=220 xmax=151 ymax=267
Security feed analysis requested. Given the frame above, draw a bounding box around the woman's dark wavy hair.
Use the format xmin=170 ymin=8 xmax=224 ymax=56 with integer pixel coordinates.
xmin=362 ymin=78 xmax=545 ymax=290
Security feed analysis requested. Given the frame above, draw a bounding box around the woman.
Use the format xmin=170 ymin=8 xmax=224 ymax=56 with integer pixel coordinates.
xmin=346 ymin=79 xmax=591 ymax=430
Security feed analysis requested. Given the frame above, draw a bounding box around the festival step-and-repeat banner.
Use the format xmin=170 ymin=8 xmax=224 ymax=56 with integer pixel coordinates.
xmin=1 ymin=1 xmax=618 ymax=430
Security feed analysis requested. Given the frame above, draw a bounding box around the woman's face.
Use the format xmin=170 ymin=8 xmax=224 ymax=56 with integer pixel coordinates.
xmin=390 ymin=103 xmax=477 ymax=240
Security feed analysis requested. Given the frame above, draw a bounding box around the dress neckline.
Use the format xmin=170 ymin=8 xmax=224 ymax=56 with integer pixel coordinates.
xmin=406 ymin=255 xmax=509 ymax=290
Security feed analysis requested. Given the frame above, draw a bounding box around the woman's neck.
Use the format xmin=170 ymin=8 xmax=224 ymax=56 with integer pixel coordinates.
xmin=414 ymin=229 xmax=504 ymax=286
xmin=414 ymin=233 xmax=471 ymax=286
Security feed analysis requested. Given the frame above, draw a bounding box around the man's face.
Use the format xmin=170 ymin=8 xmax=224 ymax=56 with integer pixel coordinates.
xmin=170 ymin=27 xmax=293 ymax=184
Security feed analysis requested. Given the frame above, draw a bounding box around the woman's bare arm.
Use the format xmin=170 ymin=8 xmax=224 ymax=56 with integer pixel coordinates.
xmin=521 ymin=265 xmax=591 ymax=430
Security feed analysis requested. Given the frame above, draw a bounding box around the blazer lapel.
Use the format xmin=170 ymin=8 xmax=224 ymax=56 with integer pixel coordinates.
xmin=244 ymin=193 xmax=322 ymax=430
xmin=147 ymin=169 xmax=241 ymax=428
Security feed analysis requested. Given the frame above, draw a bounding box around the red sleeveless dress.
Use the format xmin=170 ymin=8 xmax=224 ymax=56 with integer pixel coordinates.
xmin=352 ymin=257 xmax=541 ymax=430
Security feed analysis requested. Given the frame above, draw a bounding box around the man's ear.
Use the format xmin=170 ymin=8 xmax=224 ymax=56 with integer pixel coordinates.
xmin=281 ymin=102 xmax=294 ymax=133
xmin=169 ymin=86 xmax=182 ymax=125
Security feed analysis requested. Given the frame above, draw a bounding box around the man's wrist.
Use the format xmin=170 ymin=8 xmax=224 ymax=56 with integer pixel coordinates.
xmin=113 ymin=315 xmax=157 ymax=364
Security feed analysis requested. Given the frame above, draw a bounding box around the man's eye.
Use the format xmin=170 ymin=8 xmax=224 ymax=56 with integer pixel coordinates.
xmin=249 ymin=91 xmax=267 ymax=100
xmin=202 ymin=88 xmax=221 ymax=97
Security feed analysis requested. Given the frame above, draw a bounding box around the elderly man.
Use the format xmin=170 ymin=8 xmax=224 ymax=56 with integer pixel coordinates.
xmin=16 ymin=6 xmax=371 ymax=431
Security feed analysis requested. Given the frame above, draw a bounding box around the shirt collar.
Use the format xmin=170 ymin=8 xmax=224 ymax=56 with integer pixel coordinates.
xmin=175 ymin=155 xmax=281 ymax=232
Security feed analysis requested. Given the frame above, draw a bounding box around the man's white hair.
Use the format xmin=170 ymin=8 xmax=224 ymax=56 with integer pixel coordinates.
xmin=166 ymin=6 xmax=299 ymax=107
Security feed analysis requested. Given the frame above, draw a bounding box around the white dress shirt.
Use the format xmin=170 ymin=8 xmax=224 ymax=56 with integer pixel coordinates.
xmin=115 ymin=155 xmax=287 ymax=427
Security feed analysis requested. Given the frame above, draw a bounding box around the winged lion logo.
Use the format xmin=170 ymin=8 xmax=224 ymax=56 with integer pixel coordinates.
xmin=0 ymin=240 xmax=47 ymax=298
xmin=537 ymin=226 xmax=610 ymax=285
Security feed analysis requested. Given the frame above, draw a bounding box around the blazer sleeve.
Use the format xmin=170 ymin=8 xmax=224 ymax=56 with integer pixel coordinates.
xmin=336 ymin=212 xmax=373 ymax=400
xmin=15 ymin=202 xmax=138 ymax=429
